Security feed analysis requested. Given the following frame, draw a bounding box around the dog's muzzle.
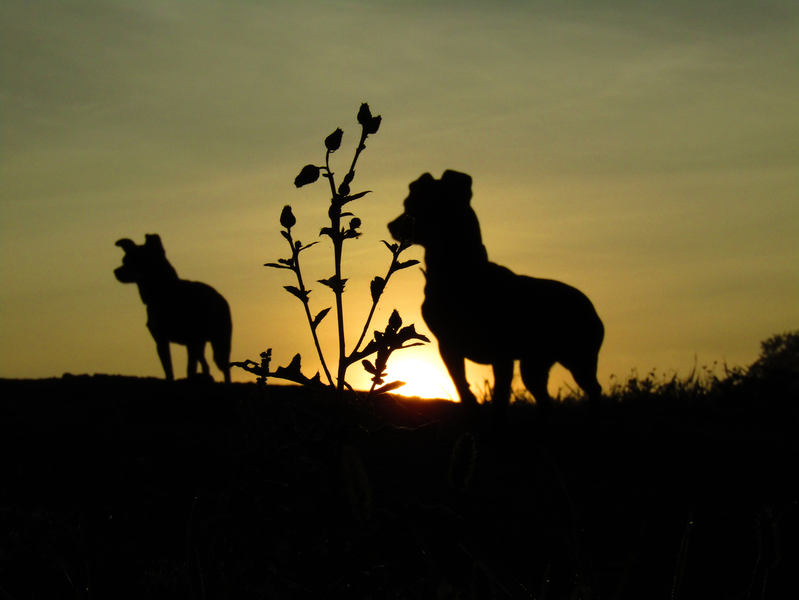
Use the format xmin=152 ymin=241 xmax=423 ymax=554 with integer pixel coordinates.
xmin=388 ymin=214 xmax=415 ymax=244
xmin=114 ymin=266 xmax=136 ymax=283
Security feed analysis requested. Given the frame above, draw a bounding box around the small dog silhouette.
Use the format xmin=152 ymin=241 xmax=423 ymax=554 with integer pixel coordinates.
xmin=114 ymin=234 xmax=232 ymax=383
xmin=388 ymin=170 xmax=604 ymax=425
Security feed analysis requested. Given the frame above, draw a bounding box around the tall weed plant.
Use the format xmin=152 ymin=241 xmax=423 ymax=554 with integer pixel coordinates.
xmin=233 ymin=104 xmax=428 ymax=399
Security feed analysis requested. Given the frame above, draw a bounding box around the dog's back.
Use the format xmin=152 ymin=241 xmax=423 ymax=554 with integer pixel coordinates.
xmin=422 ymin=261 xmax=603 ymax=367
xmin=145 ymin=279 xmax=231 ymax=353
xmin=115 ymin=234 xmax=232 ymax=383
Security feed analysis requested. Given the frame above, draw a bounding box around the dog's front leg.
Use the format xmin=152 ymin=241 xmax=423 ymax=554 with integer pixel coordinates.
xmin=439 ymin=344 xmax=478 ymax=407
xmin=491 ymin=361 xmax=513 ymax=435
xmin=187 ymin=342 xmax=210 ymax=379
xmin=155 ymin=338 xmax=174 ymax=381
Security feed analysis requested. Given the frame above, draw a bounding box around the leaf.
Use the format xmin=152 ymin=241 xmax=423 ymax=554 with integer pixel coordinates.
xmin=345 ymin=340 xmax=379 ymax=366
xmin=341 ymin=190 xmax=371 ymax=204
xmin=312 ymin=307 xmax=331 ymax=331
xmin=286 ymin=353 xmax=302 ymax=374
xmin=264 ymin=262 xmax=292 ymax=270
xmin=372 ymin=381 xmax=406 ymax=396
xmin=280 ymin=230 xmax=291 ymax=242
xmin=230 ymin=358 xmax=270 ymax=378
xmin=299 ymin=242 xmax=319 ymax=252
xmin=284 ymin=286 xmax=310 ymax=303
xmin=399 ymin=342 xmax=426 ymax=350
xmin=294 ymin=164 xmax=321 ymax=187
xmin=318 ymin=276 xmax=347 ymax=294
xmin=361 ymin=359 xmax=378 ymax=375
xmin=381 ymin=240 xmax=398 ymax=253
xmin=392 ymin=259 xmax=420 ymax=272
xmin=319 ymin=227 xmax=335 ymax=239
xmin=398 ymin=323 xmax=431 ymax=344
xmin=370 ymin=276 xmax=385 ymax=303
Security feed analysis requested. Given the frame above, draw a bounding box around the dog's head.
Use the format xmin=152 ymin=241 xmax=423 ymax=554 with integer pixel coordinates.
xmin=114 ymin=234 xmax=178 ymax=285
xmin=388 ymin=170 xmax=482 ymax=251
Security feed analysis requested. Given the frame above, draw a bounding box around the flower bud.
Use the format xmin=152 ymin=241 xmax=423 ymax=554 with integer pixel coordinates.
xmin=280 ymin=205 xmax=296 ymax=229
xmin=294 ymin=164 xmax=320 ymax=187
xmin=366 ymin=115 xmax=381 ymax=135
xmin=387 ymin=309 xmax=402 ymax=333
xmin=325 ymin=128 xmax=343 ymax=152
xmin=357 ymin=103 xmax=372 ymax=126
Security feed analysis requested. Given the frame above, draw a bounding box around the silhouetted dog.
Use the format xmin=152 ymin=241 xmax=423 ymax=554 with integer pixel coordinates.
xmin=388 ymin=170 xmax=604 ymax=426
xmin=114 ymin=234 xmax=232 ymax=383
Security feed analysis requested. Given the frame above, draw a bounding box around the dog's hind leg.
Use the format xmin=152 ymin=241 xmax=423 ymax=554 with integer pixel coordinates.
xmin=520 ymin=359 xmax=554 ymax=421
xmin=155 ymin=339 xmax=175 ymax=381
xmin=491 ymin=360 xmax=514 ymax=436
xmin=565 ymin=357 xmax=602 ymax=420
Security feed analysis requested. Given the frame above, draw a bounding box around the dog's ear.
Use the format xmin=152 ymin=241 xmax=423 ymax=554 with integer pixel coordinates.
xmin=408 ymin=173 xmax=436 ymax=195
xmin=144 ymin=234 xmax=166 ymax=253
xmin=115 ymin=238 xmax=137 ymax=253
xmin=440 ymin=170 xmax=473 ymax=205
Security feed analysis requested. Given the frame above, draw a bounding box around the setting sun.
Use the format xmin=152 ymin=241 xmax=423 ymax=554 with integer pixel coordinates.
xmin=384 ymin=359 xmax=457 ymax=400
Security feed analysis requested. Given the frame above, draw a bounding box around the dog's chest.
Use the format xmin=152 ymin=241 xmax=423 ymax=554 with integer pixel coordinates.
xmin=421 ymin=284 xmax=517 ymax=360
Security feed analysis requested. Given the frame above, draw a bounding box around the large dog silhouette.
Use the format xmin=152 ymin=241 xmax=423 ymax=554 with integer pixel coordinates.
xmin=388 ymin=170 xmax=604 ymax=426
xmin=114 ymin=234 xmax=232 ymax=383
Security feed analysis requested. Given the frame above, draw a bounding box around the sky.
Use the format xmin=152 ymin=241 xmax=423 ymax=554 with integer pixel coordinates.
xmin=1 ymin=0 xmax=797 ymax=399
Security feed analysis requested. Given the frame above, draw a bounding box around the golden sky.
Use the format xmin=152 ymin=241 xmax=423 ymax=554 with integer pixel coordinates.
xmin=2 ymin=0 xmax=797 ymax=398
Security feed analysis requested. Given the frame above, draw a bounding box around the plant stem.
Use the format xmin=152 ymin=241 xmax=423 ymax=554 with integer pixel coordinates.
xmin=322 ymin=124 xmax=376 ymax=394
xmin=321 ymin=156 xmax=348 ymax=393
xmin=346 ymin=128 xmax=369 ymax=180
xmin=352 ymin=247 xmax=403 ymax=357
xmin=286 ymin=231 xmax=334 ymax=387
xmin=333 ymin=223 xmax=346 ymax=392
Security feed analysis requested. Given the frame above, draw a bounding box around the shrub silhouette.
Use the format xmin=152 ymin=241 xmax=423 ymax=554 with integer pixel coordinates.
xmin=114 ymin=234 xmax=232 ymax=383
xmin=233 ymin=104 xmax=428 ymax=398
xmin=388 ymin=170 xmax=605 ymax=427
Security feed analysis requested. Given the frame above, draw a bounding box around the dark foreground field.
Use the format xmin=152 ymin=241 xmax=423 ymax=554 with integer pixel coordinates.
xmin=1 ymin=372 xmax=797 ymax=599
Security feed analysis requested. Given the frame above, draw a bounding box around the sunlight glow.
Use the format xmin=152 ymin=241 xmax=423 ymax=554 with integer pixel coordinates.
xmin=385 ymin=359 xmax=456 ymax=400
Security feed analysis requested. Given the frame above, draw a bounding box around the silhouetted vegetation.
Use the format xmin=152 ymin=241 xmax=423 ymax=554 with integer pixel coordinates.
xmin=2 ymin=332 xmax=797 ymax=598
xmin=9 ymin=107 xmax=797 ymax=598
xmin=233 ymin=103 xmax=428 ymax=399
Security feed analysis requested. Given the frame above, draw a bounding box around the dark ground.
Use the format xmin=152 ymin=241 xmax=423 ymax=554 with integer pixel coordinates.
xmin=1 ymin=374 xmax=797 ymax=599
